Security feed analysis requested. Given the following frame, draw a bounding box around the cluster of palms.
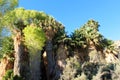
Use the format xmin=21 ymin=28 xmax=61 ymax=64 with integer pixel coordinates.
xmin=0 ymin=5 xmax=66 ymax=79
xmin=0 ymin=0 xmax=118 ymax=80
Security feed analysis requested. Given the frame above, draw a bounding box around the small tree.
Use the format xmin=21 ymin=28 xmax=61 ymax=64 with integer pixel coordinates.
xmin=59 ymin=56 xmax=81 ymax=80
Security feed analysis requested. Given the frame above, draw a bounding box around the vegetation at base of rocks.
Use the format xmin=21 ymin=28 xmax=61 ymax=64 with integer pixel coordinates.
xmin=60 ymin=60 xmax=120 ymax=80
xmin=2 ymin=69 xmax=23 ymax=80
xmin=92 ymin=63 xmax=119 ymax=80
xmin=2 ymin=69 xmax=13 ymax=80
xmin=59 ymin=56 xmax=81 ymax=80
xmin=59 ymin=57 xmax=99 ymax=80
xmin=82 ymin=62 xmax=100 ymax=80
xmin=73 ymin=73 xmax=87 ymax=80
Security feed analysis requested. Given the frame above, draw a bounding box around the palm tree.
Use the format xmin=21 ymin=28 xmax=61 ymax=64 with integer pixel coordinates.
xmin=39 ymin=17 xmax=65 ymax=80
xmin=52 ymin=26 xmax=70 ymax=77
xmin=2 ymin=8 xmax=48 ymax=80
xmin=70 ymin=20 xmax=105 ymax=62
xmin=81 ymin=20 xmax=105 ymax=62
xmin=23 ymin=25 xmax=46 ymax=80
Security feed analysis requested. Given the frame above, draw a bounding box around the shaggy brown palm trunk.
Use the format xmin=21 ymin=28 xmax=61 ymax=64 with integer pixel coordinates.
xmin=13 ymin=31 xmax=29 ymax=80
xmin=88 ymin=41 xmax=98 ymax=62
xmin=45 ymin=40 xmax=55 ymax=80
xmin=88 ymin=41 xmax=105 ymax=63
xmin=30 ymin=51 xmax=41 ymax=80
xmin=57 ymin=43 xmax=67 ymax=71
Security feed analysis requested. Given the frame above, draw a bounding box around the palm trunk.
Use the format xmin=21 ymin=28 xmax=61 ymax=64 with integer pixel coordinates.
xmin=13 ymin=31 xmax=29 ymax=80
xmin=57 ymin=43 xmax=67 ymax=71
xmin=88 ymin=44 xmax=98 ymax=62
xmin=0 ymin=57 xmax=14 ymax=80
xmin=30 ymin=51 xmax=41 ymax=80
xmin=45 ymin=40 xmax=55 ymax=80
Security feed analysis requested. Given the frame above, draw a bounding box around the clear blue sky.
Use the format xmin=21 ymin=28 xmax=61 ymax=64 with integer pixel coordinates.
xmin=19 ymin=0 xmax=120 ymax=40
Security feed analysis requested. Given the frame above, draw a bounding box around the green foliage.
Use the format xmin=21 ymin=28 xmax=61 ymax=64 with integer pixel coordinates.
xmin=52 ymin=26 xmax=70 ymax=53
xmin=71 ymin=29 xmax=87 ymax=48
xmin=2 ymin=69 xmax=13 ymax=80
xmin=53 ymin=27 xmax=67 ymax=44
xmin=0 ymin=6 xmax=119 ymax=80
xmin=71 ymin=19 xmax=104 ymax=49
xmin=2 ymin=69 xmax=24 ymax=80
xmin=101 ymin=63 xmax=114 ymax=72
xmin=23 ymin=25 xmax=46 ymax=54
xmin=0 ymin=36 xmax=14 ymax=59
xmin=101 ymin=38 xmax=114 ymax=49
xmin=59 ymin=20 xmax=118 ymax=80
xmin=102 ymin=38 xmax=113 ymax=46
xmin=59 ymin=56 xmax=81 ymax=80
xmin=2 ymin=8 xmax=49 ymax=31
xmin=60 ymin=60 xmax=119 ymax=80
xmin=92 ymin=63 xmax=115 ymax=80
xmin=82 ymin=62 xmax=100 ymax=80
xmin=73 ymin=73 xmax=87 ymax=80
xmin=12 ymin=75 xmax=24 ymax=80
xmin=79 ymin=20 xmax=103 ymax=46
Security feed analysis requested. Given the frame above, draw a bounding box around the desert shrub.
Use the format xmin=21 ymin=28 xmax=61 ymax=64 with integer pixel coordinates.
xmin=92 ymin=63 xmax=115 ymax=80
xmin=73 ymin=73 xmax=87 ymax=80
xmin=59 ymin=56 xmax=81 ymax=80
xmin=112 ymin=62 xmax=120 ymax=80
xmin=82 ymin=62 xmax=100 ymax=80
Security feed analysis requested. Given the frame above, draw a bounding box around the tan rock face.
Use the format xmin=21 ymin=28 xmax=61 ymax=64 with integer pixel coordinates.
xmin=0 ymin=57 xmax=14 ymax=80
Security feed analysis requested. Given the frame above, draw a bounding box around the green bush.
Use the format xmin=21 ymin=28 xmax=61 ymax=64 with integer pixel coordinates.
xmin=82 ymin=62 xmax=100 ymax=80
xmin=2 ymin=69 xmax=13 ymax=80
xmin=92 ymin=63 xmax=115 ymax=80
xmin=2 ymin=69 xmax=24 ymax=80
xmin=73 ymin=73 xmax=87 ymax=80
